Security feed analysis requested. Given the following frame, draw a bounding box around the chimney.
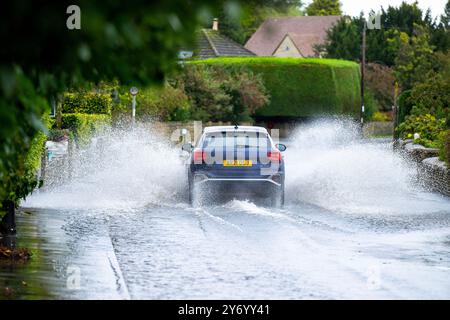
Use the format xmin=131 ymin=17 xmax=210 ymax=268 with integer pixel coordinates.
xmin=212 ymin=18 xmax=219 ymax=31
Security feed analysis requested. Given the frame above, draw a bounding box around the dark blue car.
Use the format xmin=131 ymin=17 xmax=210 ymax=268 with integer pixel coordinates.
xmin=182 ymin=126 xmax=286 ymax=206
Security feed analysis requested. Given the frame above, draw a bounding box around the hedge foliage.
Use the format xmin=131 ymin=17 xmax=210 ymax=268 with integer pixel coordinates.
xmin=116 ymin=84 xmax=191 ymax=122
xmin=61 ymin=113 xmax=111 ymax=146
xmin=397 ymin=71 xmax=449 ymax=163
xmin=189 ymin=57 xmax=361 ymax=118
xmin=0 ymin=68 xmax=50 ymax=208
xmin=62 ymin=91 xmax=113 ymax=115
xmin=397 ymin=112 xmax=446 ymax=148
xmin=0 ymin=115 xmax=49 ymax=213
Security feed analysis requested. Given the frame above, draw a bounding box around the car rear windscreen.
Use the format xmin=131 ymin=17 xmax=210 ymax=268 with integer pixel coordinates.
xmin=202 ymin=132 xmax=270 ymax=149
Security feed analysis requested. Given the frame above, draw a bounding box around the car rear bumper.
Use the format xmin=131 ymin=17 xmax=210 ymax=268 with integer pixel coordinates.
xmin=193 ymin=174 xmax=282 ymax=187
xmin=191 ymin=173 xmax=284 ymax=198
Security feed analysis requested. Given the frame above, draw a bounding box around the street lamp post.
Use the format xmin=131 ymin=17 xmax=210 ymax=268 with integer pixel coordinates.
xmin=130 ymin=86 xmax=138 ymax=125
xmin=360 ymin=20 xmax=367 ymax=128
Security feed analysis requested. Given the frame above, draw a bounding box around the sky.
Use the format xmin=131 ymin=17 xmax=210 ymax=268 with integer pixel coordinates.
xmin=304 ymin=0 xmax=447 ymax=20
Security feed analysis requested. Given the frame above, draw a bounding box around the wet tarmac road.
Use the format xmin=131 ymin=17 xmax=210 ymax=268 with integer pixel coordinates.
xmin=2 ymin=121 xmax=450 ymax=299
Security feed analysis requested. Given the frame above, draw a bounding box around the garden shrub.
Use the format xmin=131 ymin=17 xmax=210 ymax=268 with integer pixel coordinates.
xmin=406 ymin=74 xmax=449 ymax=124
xmin=372 ymin=111 xmax=392 ymax=122
xmin=175 ymin=65 xmax=268 ymax=122
xmin=397 ymin=111 xmax=446 ymax=148
xmin=217 ymin=68 xmax=269 ymax=123
xmin=62 ymin=91 xmax=112 ymax=115
xmin=61 ymin=113 xmax=111 ymax=146
xmin=365 ymin=63 xmax=396 ymax=111
xmin=397 ymin=72 xmax=449 ymax=160
xmin=188 ymin=57 xmax=360 ymax=118
xmin=113 ymin=84 xmax=191 ymax=122
xmin=176 ymin=65 xmax=232 ymax=121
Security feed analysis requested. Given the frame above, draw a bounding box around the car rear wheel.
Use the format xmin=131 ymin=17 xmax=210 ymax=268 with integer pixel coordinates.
xmin=188 ymin=181 xmax=195 ymax=206
xmin=271 ymin=184 xmax=284 ymax=208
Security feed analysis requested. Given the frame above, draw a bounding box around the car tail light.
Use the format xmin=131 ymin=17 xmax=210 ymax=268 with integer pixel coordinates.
xmin=267 ymin=150 xmax=281 ymax=162
xmin=193 ymin=149 xmax=206 ymax=163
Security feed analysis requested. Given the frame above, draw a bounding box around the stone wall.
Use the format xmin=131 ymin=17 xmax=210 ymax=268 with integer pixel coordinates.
xmin=397 ymin=140 xmax=450 ymax=197
xmin=402 ymin=141 xmax=439 ymax=162
xmin=419 ymin=157 xmax=450 ymax=196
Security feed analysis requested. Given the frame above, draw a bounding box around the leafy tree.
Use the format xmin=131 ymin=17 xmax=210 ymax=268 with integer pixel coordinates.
xmin=407 ymin=72 xmax=449 ymax=123
xmin=132 ymin=85 xmax=191 ymax=122
xmin=316 ymin=16 xmax=361 ymax=60
xmin=322 ymin=2 xmax=437 ymax=66
xmin=364 ymin=63 xmax=396 ymax=111
xmin=174 ymin=65 xmax=268 ymax=122
xmin=431 ymin=0 xmax=450 ymax=53
xmin=382 ymin=1 xmax=428 ymax=34
xmin=397 ymin=72 xmax=449 ymax=149
xmin=394 ymin=24 xmax=435 ymax=90
xmin=396 ymin=53 xmax=449 ymax=153
xmin=219 ymin=68 xmax=270 ymax=122
xmin=306 ymin=0 xmax=342 ymax=16
xmin=442 ymin=0 xmax=450 ymax=28
xmin=176 ymin=66 xmax=232 ymax=121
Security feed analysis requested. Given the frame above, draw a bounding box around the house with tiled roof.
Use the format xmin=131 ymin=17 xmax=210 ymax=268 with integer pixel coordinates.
xmin=179 ymin=19 xmax=255 ymax=61
xmin=245 ymin=16 xmax=340 ymax=58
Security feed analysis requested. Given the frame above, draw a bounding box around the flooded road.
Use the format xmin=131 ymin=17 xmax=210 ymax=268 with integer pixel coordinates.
xmin=4 ymin=120 xmax=450 ymax=299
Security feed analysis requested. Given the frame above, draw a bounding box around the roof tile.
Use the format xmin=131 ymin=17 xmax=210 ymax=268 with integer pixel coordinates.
xmin=245 ymin=16 xmax=340 ymax=57
xmin=196 ymin=29 xmax=255 ymax=59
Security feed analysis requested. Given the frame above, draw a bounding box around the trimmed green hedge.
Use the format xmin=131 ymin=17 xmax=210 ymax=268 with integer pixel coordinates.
xmin=0 ymin=114 xmax=50 ymax=211
xmin=189 ymin=57 xmax=361 ymax=118
xmin=62 ymin=91 xmax=112 ymax=115
xmin=0 ymin=127 xmax=47 ymax=218
xmin=61 ymin=113 xmax=111 ymax=146
xmin=23 ymin=120 xmax=48 ymax=183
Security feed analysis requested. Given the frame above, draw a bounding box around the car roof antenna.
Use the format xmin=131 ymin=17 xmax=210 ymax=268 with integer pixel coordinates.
xmin=234 ymin=123 xmax=239 ymax=130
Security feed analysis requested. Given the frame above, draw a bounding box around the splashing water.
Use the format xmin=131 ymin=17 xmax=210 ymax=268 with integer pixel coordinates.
xmin=285 ymin=118 xmax=448 ymax=215
xmin=17 ymin=118 xmax=450 ymax=300
xmin=24 ymin=124 xmax=186 ymax=210
xmin=24 ymin=118 xmax=448 ymax=215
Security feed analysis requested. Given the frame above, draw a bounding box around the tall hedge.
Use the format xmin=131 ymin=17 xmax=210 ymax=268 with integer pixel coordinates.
xmin=0 ymin=114 xmax=50 ymax=214
xmin=62 ymin=91 xmax=112 ymax=115
xmin=189 ymin=57 xmax=361 ymax=118
xmin=60 ymin=90 xmax=113 ymax=147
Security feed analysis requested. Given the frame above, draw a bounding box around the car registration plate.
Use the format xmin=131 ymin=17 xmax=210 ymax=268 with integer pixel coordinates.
xmin=223 ymin=160 xmax=252 ymax=167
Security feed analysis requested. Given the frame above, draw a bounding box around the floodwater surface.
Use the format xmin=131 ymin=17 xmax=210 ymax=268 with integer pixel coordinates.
xmin=3 ymin=119 xmax=450 ymax=299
